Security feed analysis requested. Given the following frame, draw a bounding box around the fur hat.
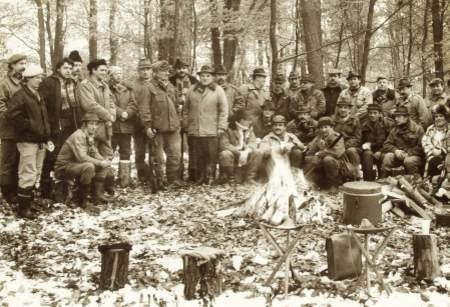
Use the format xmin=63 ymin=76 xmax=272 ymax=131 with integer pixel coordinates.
xmin=68 ymin=50 xmax=82 ymax=63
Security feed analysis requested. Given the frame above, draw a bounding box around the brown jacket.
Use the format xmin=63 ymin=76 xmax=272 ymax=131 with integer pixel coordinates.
xmin=307 ymin=130 xmax=345 ymax=159
xmin=110 ymin=82 xmax=138 ymax=134
xmin=0 ymin=74 xmax=22 ymax=139
xmin=383 ymin=119 xmax=424 ymax=157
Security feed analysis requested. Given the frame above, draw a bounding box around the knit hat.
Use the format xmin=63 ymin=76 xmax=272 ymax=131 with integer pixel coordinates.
xmin=68 ymin=50 xmax=82 ymax=63
xmin=22 ymin=64 xmax=44 ymax=78
xmin=252 ymin=68 xmax=267 ymax=78
xmin=318 ymin=117 xmax=335 ymax=128
xmin=432 ymin=104 xmax=450 ymax=120
xmin=7 ymin=54 xmax=27 ymax=65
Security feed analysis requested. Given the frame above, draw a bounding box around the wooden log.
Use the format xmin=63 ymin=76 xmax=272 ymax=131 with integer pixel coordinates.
xmin=413 ymin=234 xmax=441 ymax=280
xmin=396 ymin=177 xmax=432 ymax=219
xmin=98 ymin=242 xmax=132 ymax=291
xmin=436 ymin=213 xmax=450 ymax=226
xmin=417 ymin=187 xmax=443 ymax=208
xmin=181 ymin=247 xmax=224 ymax=300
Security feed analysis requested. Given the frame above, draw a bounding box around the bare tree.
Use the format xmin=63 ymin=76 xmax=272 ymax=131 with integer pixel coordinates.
xmin=143 ymin=0 xmax=153 ymax=61
xmin=360 ymin=0 xmax=377 ymax=84
xmin=109 ymin=0 xmax=119 ymax=65
xmin=269 ymin=0 xmax=278 ymax=83
xmin=431 ymin=0 xmax=444 ymax=79
xmin=35 ymin=0 xmax=46 ymax=71
xmin=52 ymin=0 xmax=65 ymax=69
xmin=223 ymin=0 xmax=240 ymax=71
xmin=89 ymin=0 xmax=98 ymax=61
xmin=210 ymin=0 xmax=222 ymax=67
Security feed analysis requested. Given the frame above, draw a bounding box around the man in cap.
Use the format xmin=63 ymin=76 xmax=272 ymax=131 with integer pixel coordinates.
xmin=333 ymin=97 xmax=362 ymax=170
xmin=77 ymin=58 xmax=116 ymax=194
xmin=7 ymin=64 xmax=52 ymax=218
xmin=218 ymin=109 xmax=262 ymax=184
xmin=38 ymin=57 xmax=82 ymax=199
xmin=426 ymin=78 xmax=447 ymax=111
xmin=286 ymin=71 xmax=301 ymax=102
xmin=291 ymin=74 xmax=325 ymax=119
xmin=303 ymin=116 xmax=346 ymax=192
xmin=138 ymin=60 xmax=183 ymax=188
xmin=214 ymin=64 xmax=243 ymax=118
xmin=337 ymin=71 xmax=372 ymax=118
xmin=68 ymin=50 xmax=83 ymax=83
xmin=396 ymin=78 xmax=430 ymax=129
xmin=238 ymin=68 xmax=271 ymax=138
xmin=286 ymin=105 xmax=317 ymax=144
xmin=360 ymin=103 xmax=395 ymax=181
xmin=132 ymin=58 xmax=153 ymax=183
xmin=109 ymin=66 xmax=138 ymax=188
xmin=54 ymin=113 xmax=112 ymax=208
xmin=260 ymin=114 xmax=306 ymax=170
xmin=0 ymin=53 xmax=27 ymax=204
xmin=381 ymin=106 xmax=425 ymax=177
xmin=372 ymin=76 xmax=396 ymax=117
xmin=323 ymin=68 xmax=344 ymax=116
xmin=169 ymin=59 xmax=198 ymax=104
xmin=183 ymin=64 xmax=228 ymax=184
xmin=267 ymin=73 xmax=290 ymax=120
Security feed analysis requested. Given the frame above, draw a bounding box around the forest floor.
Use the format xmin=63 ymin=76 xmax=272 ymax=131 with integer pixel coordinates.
xmin=0 ymin=173 xmax=450 ymax=307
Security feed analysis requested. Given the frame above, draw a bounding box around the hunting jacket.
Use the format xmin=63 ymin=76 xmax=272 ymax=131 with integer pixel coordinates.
xmin=332 ymin=114 xmax=362 ymax=148
xmin=422 ymin=124 xmax=450 ymax=159
xmin=383 ymin=119 xmax=424 ymax=157
xmin=337 ymin=86 xmax=372 ymax=118
xmin=361 ymin=116 xmax=395 ymax=152
xmin=219 ymin=124 xmax=258 ymax=155
xmin=0 ymin=74 xmax=22 ymax=139
xmin=110 ymin=82 xmax=138 ymax=134
xmin=396 ymin=93 xmax=431 ymax=129
xmin=306 ymin=130 xmax=345 ymax=159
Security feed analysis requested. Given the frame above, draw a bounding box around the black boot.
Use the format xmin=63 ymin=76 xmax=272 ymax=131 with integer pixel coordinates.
xmin=1 ymin=184 xmax=17 ymax=204
xmin=40 ymin=179 xmax=53 ymax=200
xmin=93 ymin=179 xmax=110 ymax=204
xmin=53 ymin=181 xmax=67 ymax=203
xmin=17 ymin=188 xmax=34 ymax=219
xmin=104 ymin=174 xmax=115 ymax=196
xmin=79 ymin=184 xmax=92 ymax=209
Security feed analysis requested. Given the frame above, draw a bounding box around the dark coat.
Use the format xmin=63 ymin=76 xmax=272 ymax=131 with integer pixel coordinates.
xmin=268 ymin=89 xmax=291 ymax=119
xmin=39 ymin=73 xmax=81 ymax=139
xmin=8 ymin=86 xmax=51 ymax=143
xmin=361 ymin=117 xmax=395 ymax=152
xmin=287 ymin=118 xmax=317 ymax=144
xmin=332 ymin=115 xmax=362 ymax=148
xmin=322 ymin=85 xmax=343 ymax=116
xmin=169 ymin=74 xmax=198 ymax=88
xmin=0 ymin=75 xmax=22 ymax=139
xmin=110 ymin=82 xmax=138 ymax=134
xmin=383 ymin=120 xmax=424 ymax=156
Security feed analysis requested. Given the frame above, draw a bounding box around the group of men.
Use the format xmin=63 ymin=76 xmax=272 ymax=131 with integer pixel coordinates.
xmin=1 ymin=50 xmax=449 ymax=218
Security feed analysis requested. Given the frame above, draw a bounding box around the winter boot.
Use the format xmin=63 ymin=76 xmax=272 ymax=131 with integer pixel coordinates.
xmin=79 ymin=184 xmax=92 ymax=209
xmin=1 ymin=184 xmax=17 ymax=204
xmin=118 ymin=160 xmax=131 ymax=188
xmin=218 ymin=166 xmax=234 ymax=184
xmin=104 ymin=174 xmax=115 ymax=196
xmin=92 ymin=179 xmax=110 ymax=204
xmin=53 ymin=180 xmax=67 ymax=203
xmin=40 ymin=179 xmax=53 ymax=200
xmin=17 ymin=188 xmax=34 ymax=219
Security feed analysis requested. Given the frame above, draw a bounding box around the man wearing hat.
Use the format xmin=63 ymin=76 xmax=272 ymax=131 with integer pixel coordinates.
xmin=68 ymin=50 xmax=84 ymax=83
xmin=286 ymin=105 xmax=317 ymax=144
xmin=267 ymin=73 xmax=290 ymax=120
xmin=54 ymin=113 xmax=112 ymax=208
xmin=426 ymin=78 xmax=447 ymax=111
xmin=169 ymin=59 xmax=198 ymax=103
xmin=303 ymin=116 xmax=346 ymax=192
xmin=286 ymin=71 xmax=301 ymax=102
xmin=7 ymin=63 xmax=51 ymax=218
xmin=291 ymin=74 xmax=325 ymax=119
xmin=372 ymin=76 xmax=396 ymax=117
xmin=337 ymin=71 xmax=372 ymax=118
xmin=132 ymin=58 xmax=153 ymax=183
xmin=183 ymin=64 xmax=228 ymax=184
xmin=260 ymin=114 xmax=306 ymax=169
xmin=360 ymin=103 xmax=395 ymax=181
xmin=0 ymin=53 xmax=27 ymax=204
xmin=38 ymin=57 xmax=82 ymax=199
xmin=138 ymin=60 xmax=183 ymax=188
xmin=238 ymin=68 xmax=270 ymax=138
xmin=214 ymin=64 xmax=243 ymax=118
xmin=396 ymin=78 xmax=430 ymax=128
xmin=333 ymin=97 xmax=362 ymax=170
xmin=381 ymin=106 xmax=425 ymax=177
xmin=323 ymin=68 xmax=344 ymax=116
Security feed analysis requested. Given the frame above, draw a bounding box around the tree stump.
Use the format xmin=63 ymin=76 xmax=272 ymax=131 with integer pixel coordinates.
xmin=98 ymin=242 xmax=132 ymax=290
xmin=181 ymin=247 xmax=224 ymax=300
xmin=413 ymin=235 xmax=441 ymax=280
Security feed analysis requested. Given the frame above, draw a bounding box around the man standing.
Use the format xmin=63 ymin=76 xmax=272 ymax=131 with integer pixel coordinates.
xmin=396 ymin=78 xmax=430 ymax=129
xmin=239 ymin=68 xmax=270 ymax=138
xmin=8 ymin=64 xmax=52 ymax=218
xmin=54 ymin=113 xmax=112 ymax=208
xmin=286 ymin=71 xmax=301 ymax=102
xmin=39 ymin=57 xmax=82 ymax=199
xmin=372 ymin=76 xmax=396 ymax=117
xmin=426 ymin=78 xmax=447 ymax=111
xmin=0 ymin=53 xmax=27 ymax=204
xmin=337 ymin=71 xmax=372 ymax=118
xmin=268 ymin=73 xmax=290 ymax=119
xmin=381 ymin=106 xmax=425 ymax=177
xmin=139 ymin=60 xmax=183 ymax=188
xmin=214 ymin=64 xmax=242 ymax=118
xmin=169 ymin=59 xmax=198 ymax=99
xmin=68 ymin=50 xmax=83 ymax=83
xmin=183 ymin=65 xmax=228 ymax=184
xmin=292 ymin=75 xmax=325 ymax=119
xmin=360 ymin=104 xmax=395 ymax=181
xmin=322 ymin=69 xmax=343 ymax=116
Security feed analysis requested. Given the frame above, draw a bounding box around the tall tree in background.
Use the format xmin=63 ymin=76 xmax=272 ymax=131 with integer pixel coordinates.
xmin=143 ymin=0 xmax=153 ymax=61
xmin=301 ymin=0 xmax=323 ymax=87
xmin=269 ymin=0 xmax=278 ymax=82
xmin=174 ymin=0 xmax=193 ymax=65
xmin=52 ymin=0 xmax=65 ymax=69
xmin=88 ymin=0 xmax=98 ymax=61
xmin=109 ymin=0 xmax=118 ymax=65
xmin=431 ymin=0 xmax=444 ymax=79
xmin=210 ymin=0 xmax=222 ymax=67
xmin=223 ymin=0 xmax=240 ymax=71
xmin=359 ymin=0 xmax=377 ymax=84
xmin=35 ymin=0 xmax=46 ymax=71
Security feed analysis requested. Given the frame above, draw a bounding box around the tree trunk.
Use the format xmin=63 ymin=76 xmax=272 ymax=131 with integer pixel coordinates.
xmin=293 ymin=0 xmax=300 ymax=71
xmin=405 ymin=0 xmax=413 ymax=77
xmin=192 ymin=0 xmax=198 ymax=72
xmin=174 ymin=0 xmax=193 ymax=66
xmin=109 ymin=0 xmax=119 ymax=65
xmin=257 ymin=40 xmax=264 ymax=66
xmin=300 ymin=0 xmax=323 ymax=87
xmin=422 ymin=0 xmax=430 ymax=96
xmin=158 ymin=0 xmax=176 ymax=63
xmin=269 ymin=0 xmax=278 ymax=85
xmin=210 ymin=0 xmax=222 ymax=67
xmin=89 ymin=0 xmax=98 ymax=61
xmin=223 ymin=0 xmax=240 ymax=72
xmin=35 ymin=0 xmax=46 ymax=71
xmin=413 ymin=234 xmax=441 ymax=280
xmin=53 ymin=0 xmax=65 ymax=69
xmin=360 ymin=0 xmax=377 ymax=85
xmin=431 ymin=0 xmax=444 ymax=79
xmin=45 ymin=2 xmax=53 ymax=67
xmin=143 ymin=0 xmax=153 ymax=61
xmin=98 ymin=243 xmax=132 ymax=291
xmin=334 ymin=21 xmax=345 ymax=69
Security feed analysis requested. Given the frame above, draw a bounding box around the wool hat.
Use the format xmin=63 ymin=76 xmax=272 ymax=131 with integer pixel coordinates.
xmin=197 ymin=65 xmax=214 ymax=75
xmin=22 ymin=64 xmax=44 ymax=78
xmin=152 ymin=60 xmax=170 ymax=71
xmin=272 ymin=114 xmax=287 ymax=124
xmin=252 ymin=68 xmax=267 ymax=78
xmin=68 ymin=50 xmax=82 ymax=63
xmin=87 ymin=58 xmax=107 ymax=72
xmin=393 ymin=106 xmax=409 ymax=116
xmin=367 ymin=104 xmax=382 ymax=112
xmin=81 ymin=112 xmax=100 ymax=122
xmin=346 ymin=71 xmax=360 ymax=80
xmin=174 ymin=59 xmax=189 ymax=69
xmin=300 ymin=74 xmax=315 ymax=83
xmin=397 ymin=78 xmax=412 ymax=89
xmin=288 ymin=71 xmax=299 ymax=79
xmin=7 ymin=54 xmax=27 ymax=65
xmin=429 ymin=78 xmax=444 ymax=87
xmin=318 ymin=116 xmax=335 ymax=128
xmin=214 ymin=64 xmax=227 ymax=75
xmin=137 ymin=58 xmax=152 ymax=69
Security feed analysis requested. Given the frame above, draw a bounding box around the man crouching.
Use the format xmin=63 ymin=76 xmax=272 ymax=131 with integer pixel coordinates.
xmin=54 ymin=113 xmax=112 ymax=208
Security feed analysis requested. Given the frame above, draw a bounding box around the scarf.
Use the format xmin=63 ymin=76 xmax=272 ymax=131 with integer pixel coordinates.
xmin=57 ymin=75 xmax=77 ymax=114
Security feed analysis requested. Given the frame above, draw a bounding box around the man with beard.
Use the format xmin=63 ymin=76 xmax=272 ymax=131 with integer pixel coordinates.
xmin=426 ymin=78 xmax=447 ymax=111
xmin=372 ymin=76 xmax=396 ymax=117
xmin=54 ymin=113 xmax=112 ymax=208
xmin=323 ymin=69 xmax=344 ymax=116
xmin=381 ymin=106 xmax=424 ymax=177
xmin=169 ymin=59 xmax=198 ymax=104
xmin=396 ymin=78 xmax=430 ymax=129
xmin=337 ymin=71 xmax=372 ymax=118
xmin=0 ymin=54 xmax=27 ymax=204
xmin=291 ymin=74 xmax=325 ymax=119
xmin=39 ymin=57 xmax=82 ymax=199
xmin=268 ymin=73 xmax=290 ymax=120
xmin=360 ymin=104 xmax=395 ymax=181
xmin=286 ymin=105 xmax=317 ymax=144
xmin=214 ymin=64 xmax=242 ymax=118
xmin=286 ymin=71 xmax=301 ymax=102
xmin=68 ymin=50 xmax=84 ymax=83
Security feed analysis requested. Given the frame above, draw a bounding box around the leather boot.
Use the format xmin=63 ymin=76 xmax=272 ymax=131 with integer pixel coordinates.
xmin=17 ymin=188 xmax=34 ymax=219
xmin=218 ymin=166 xmax=234 ymax=184
xmin=1 ymin=184 xmax=17 ymax=204
xmin=53 ymin=180 xmax=66 ymax=203
xmin=40 ymin=179 xmax=53 ymax=200
xmin=104 ymin=174 xmax=115 ymax=196
xmin=79 ymin=184 xmax=92 ymax=209
xmin=93 ymin=179 xmax=110 ymax=204
xmin=118 ymin=160 xmax=131 ymax=188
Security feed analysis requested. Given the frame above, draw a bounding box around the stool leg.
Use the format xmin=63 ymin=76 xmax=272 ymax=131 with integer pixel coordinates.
xmin=285 ymin=231 xmax=290 ymax=299
xmin=365 ymin=234 xmax=371 ymax=297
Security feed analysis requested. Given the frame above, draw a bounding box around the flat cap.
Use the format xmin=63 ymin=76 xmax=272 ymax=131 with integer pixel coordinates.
xmin=318 ymin=116 xmax=335 ymax=128
xmin=152 ymin=60 xmax=170 ymax=71
xmin=272 ymin=114 xmax=287 ymax=124
xmin=429 ymin=78 xmax=444 ymax=86
xmin=8 ymin=54 xmax=27 ymax=65
xmin=137 ymin=58 xmax=152 ymax=69
xmin=22 ymin=64 xmax=43 ymax=78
